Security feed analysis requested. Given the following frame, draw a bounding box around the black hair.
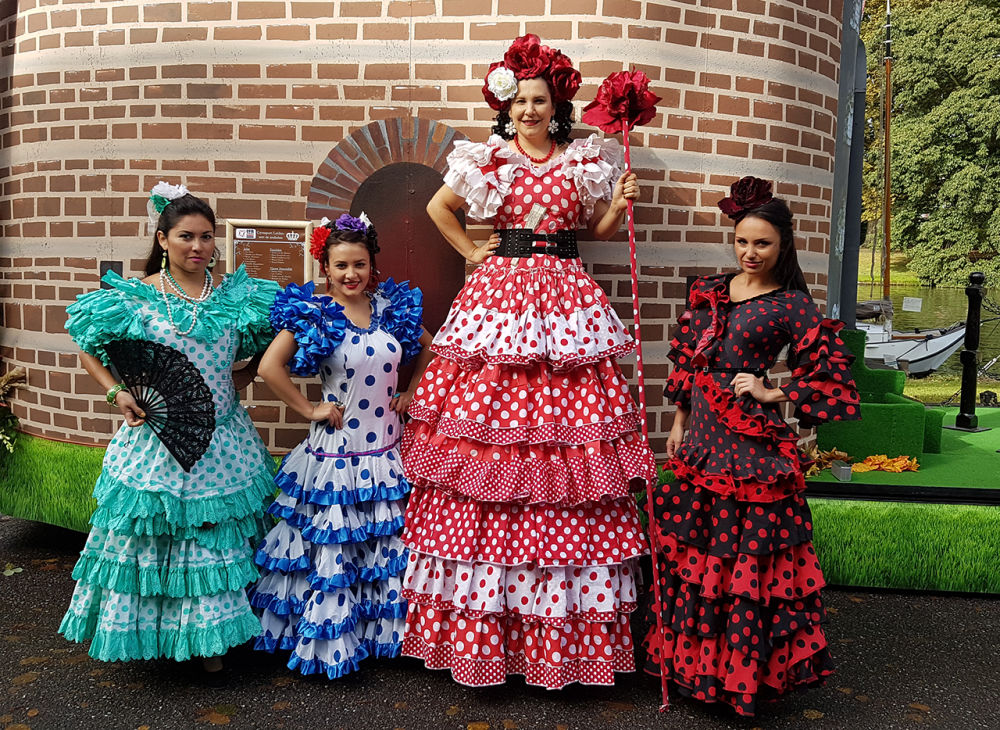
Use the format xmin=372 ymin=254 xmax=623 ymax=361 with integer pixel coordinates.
xmin=317 ymin=224 xmax=381 ymax=291
xmin=492 ymin=83 xmax=574 ymax=146
xmin=734 ymin=198 xmax=809 ymax=294
xmin=143 ymin=193 xmax=217 ymax=276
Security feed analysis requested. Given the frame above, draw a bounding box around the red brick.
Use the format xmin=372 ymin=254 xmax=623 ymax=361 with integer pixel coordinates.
xmin=341 ymin=1 xmax=382 ymax=15
xmin=701 ymin=33 xmax=733 ymax=52
xmin=579 ymin=22 xmax=621 ymax=38
xmin=142 ymin=123 xmax=183 ymax=139
xmin=144 ymin=2 xmax=182 ymax=22
xmin=470 ymin=22 xmax=521 ymax=40
xmin=443 ymin=0 xmax=491 ymax=12
xmin=317 ymin=24 xmax=356 ymax=39
xmin=237 ymin=1 xmax=285 ymax=19
xmin=317 ymin=64 xmax=360 ymax=79
xmin=163 ymin=27 xmax=209 ymax=42
xmin=268 ymin=64 xmax=312 ymax=79
xmin=768 ymin=43 xmax=797 ymax=65
xmin=188 ymin=83 xmax=233 ymax=99
xmin=364 ymin=23 xmax=409 ymax=41
xmin=189 ymin=1 xmax=232 ymax=20
xmin=683 ymin=90 xmax=714 ymax=113
xmin=267 ymin=25 xmax=310 ymax=41
xmin=238 ymin=125 xmax=297 ymax=141
xmin=414 ymin=22 xmax=465 ymax=40
xmin=388 ymin=0 xmax=435 ymax=15
xmin=215 ymin=26 xmax=262 ymax=41
xmin=237 ymin=84 xmax=286 ymax=99
xmin=187 ymin=123 xmax=234 ymax=139
xmin=753 ymin=100 xmax=782 ymax=120
xmin=290 ymin=2 xmax=338 ymax=17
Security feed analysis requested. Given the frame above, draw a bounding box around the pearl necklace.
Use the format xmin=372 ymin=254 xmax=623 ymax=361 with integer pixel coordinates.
xmin=159 ymin=268 xmax=213 ymax=336
xmin=514 ymin=135 xmax=557 ymax=164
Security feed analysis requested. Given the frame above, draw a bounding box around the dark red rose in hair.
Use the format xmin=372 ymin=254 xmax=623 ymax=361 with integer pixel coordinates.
xmin=504 ymin=33 xmax=550 ymax=79
xmin=581 ymin=70 xmax=660 ymax=133
xmin=718 ymin=176 xmax=773 ymax=219
xmin=547 ymin=51 xmax=582 ymax=103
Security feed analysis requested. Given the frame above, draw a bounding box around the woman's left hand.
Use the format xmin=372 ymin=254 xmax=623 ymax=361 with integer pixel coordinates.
xmin=612 ymin=171 xmax=639 ymax=209
xmin=730 ymin=373 xmax=771 ymax=403
xmin=390 ymin=390 xmax=414 ymax=415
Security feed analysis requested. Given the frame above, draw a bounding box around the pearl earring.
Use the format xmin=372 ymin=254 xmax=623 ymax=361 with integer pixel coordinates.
xmin=504 ymin=121 xmax=515 ymax=136
xmin=548 ymin=118 xmax=559 ymax=134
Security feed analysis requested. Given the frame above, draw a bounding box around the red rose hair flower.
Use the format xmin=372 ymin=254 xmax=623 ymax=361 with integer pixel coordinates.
xmin=717 ymin=176 xmax=774 ymax=220
xmin=581 ymin=70 xmax=660 ymax=134
xmin=481 ymin=34 xmax=581 ymax=110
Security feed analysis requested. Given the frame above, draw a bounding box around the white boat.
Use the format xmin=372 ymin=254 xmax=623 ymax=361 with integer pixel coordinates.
xmin=857 ymin=319 xmax=966 ymax=377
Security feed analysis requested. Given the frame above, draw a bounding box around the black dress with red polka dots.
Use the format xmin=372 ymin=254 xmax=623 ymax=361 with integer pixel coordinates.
xmin=643 ymin=273 xmax=860 ymax=716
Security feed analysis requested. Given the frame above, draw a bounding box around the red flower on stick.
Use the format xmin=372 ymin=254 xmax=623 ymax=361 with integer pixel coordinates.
xmin=581 ymin=70 xmax=660 ymax=134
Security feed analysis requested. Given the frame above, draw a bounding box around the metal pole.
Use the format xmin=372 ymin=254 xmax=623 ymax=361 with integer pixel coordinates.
xmin=882 ymin=0 xmax=892 ymax=301
xmin=839 ymin=40 xmax=868 ymax=330
xmin=954 ymin=272 xmax=986 ymax=431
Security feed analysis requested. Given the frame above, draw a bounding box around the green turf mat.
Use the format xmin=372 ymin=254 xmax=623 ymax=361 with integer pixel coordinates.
xmin=811 ymin=407 xmax=1000 ymax=489
xmin=811 ymin=498 xmax=1000 ymax=593
xmin=0 ymin=435 xmax=103 ymax=533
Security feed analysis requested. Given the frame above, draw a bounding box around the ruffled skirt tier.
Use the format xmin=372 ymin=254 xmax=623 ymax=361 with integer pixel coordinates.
xmin=643 ymin=372 xmax=834 ymax=716
xmin=401 ymin=254 xmax=655 ymax=688
xmin=248 ymin=432 xmax=408 ymax=679
xmin=59 ymin=411 xmax=275 ymax=661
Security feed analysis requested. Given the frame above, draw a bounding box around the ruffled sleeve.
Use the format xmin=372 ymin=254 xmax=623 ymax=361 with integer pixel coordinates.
xmin=663 ymin=281 xmax=701 ymax=409
xmin=233 ymin=275 xmax=281 ymax=361
xmin=65 ymin=274 xmax=146 ymax=366
xmin=376 ymin=278 xmax=424 ymax=366
xmin=442 ymin=135 xmax=519 ymax=221
xmin=269 ymin=282 xmax=346 ymax=377
xmin=779 ymin=292 xmax=861 ymax=427
xmin=561 ymin=134 xmax=623 ymax=222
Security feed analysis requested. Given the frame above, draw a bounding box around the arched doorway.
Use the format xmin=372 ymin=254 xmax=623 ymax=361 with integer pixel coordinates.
xmin=351 ymin=162 xmax=465 ymax=334
xmin=306 ymin=117 xmax=469 ymax=336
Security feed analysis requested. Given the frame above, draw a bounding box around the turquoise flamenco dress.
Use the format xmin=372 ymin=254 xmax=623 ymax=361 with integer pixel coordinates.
xmin=248 ymin=279 xmax=423 ymax=678
xmin=58 ymin=266 xmax=280 ymax=662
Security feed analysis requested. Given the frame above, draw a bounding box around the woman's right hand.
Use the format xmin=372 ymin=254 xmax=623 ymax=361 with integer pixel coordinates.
xmin=311 ymin=401 xmax=344 ymax=429
xmin=114 ymin=391 xmax=146 ymax=428
xmin=466 ymin=232 xmax=501 ymax=264
xmin=665 ymin=422 xmax=686 ymax=460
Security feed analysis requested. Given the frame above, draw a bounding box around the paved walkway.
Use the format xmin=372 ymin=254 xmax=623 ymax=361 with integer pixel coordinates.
xmin=1 ymin=514 xmax=997 ymax=730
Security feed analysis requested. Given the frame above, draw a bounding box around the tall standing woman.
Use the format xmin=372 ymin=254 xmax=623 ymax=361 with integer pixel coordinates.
xmin=59 ymin=183 xmax=279 ymax=678
xmin=400 ymin=34 xmax=657 ymax=688
xmin=643 ymin=177 xmax=861 ymax=715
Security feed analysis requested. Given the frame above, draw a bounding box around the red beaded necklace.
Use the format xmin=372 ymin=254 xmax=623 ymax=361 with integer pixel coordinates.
xmin=514 ymin=135 xmax=557 ymax=164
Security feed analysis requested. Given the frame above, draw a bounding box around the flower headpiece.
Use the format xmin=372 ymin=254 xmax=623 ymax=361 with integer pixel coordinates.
xmin=482 ymin=34 xmax=582 ymax=111
xmin=147 ymin=181 xmax=190 ymax=228
xmin=309 ymin=212 xmax=377 ymax=262
xmin=717 ymin=176 xmax=774 ymax=221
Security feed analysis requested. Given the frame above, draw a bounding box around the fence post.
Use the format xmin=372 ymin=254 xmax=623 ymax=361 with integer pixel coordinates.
xmin=954 ymin=272 xmax=985 ymax=430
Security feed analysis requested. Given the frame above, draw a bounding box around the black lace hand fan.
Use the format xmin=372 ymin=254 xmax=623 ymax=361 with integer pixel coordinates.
xmin=104 ymin=339 xmax=216 ymax=472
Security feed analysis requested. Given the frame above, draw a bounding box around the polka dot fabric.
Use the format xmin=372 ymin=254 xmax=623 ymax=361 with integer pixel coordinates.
xmin=248 ymin=283 xmax=422 ymax=679
xmin=644 ymin=274 xmax=859 ymax=716
xmin=58 ymin=269 xmax=280 ymax=662
xmin=401 ymin=135 xmax=655 ymax=689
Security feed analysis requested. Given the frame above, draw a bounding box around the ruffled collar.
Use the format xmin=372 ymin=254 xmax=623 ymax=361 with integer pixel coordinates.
xmin=484 ymin=133 xmax=618 ymax=175
xmin=100 ymin=264 xmax=255 ymax=308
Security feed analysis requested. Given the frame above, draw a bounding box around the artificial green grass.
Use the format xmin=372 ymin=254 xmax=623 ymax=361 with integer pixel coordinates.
xmin=0 ymin=435 xmax=103 ymax=533
xmin=812 ymin=406 xmax=1000 ymax=489
xmin=811 ymin=498 xmax=1000 ymax=592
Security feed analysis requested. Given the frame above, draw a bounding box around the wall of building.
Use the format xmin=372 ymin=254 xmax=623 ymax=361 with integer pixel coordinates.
xmin=0 ymin=0 xmax=845 ymax=455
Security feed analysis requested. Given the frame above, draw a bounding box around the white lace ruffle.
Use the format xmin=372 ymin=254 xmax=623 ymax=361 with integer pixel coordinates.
xmin=444 ymin=134 xmax=623 ymax=223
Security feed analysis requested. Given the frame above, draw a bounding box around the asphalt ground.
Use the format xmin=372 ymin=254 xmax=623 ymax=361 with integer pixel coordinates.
xmin=1 ymin=513 xmax=998 ymax=730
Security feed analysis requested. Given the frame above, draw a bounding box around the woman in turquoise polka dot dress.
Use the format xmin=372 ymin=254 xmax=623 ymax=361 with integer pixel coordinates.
xmin=249 ymin=213 xmax=432 ymax=678
xmin=58 ymin=184 xmax=280 ymax=677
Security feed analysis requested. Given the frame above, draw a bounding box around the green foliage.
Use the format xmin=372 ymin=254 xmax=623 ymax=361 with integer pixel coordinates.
xmin=0 ymin=407 xmax=17 ymax=454
xmin=861 ymin=0 xmax=1000 ymax=285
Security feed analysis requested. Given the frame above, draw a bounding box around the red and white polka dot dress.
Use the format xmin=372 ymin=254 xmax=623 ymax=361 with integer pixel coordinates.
xmin=400 ymin=134 xmax=656 ymax=688
xmin=644 ymin=274 xmax=861 ymax=716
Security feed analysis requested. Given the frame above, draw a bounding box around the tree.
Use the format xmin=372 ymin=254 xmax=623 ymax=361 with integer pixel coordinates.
xmin=861 ymin=0 xmax=1000 ymax=286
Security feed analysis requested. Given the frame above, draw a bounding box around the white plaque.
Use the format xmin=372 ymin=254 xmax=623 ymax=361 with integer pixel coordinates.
xmin=901 ymin=297 xmax=923 ymax=313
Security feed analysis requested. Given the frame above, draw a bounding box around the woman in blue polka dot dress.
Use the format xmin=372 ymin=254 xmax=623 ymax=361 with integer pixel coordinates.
xmin=249 ymin=213 xmax=433 ymax=678
xmin=58 ymin=184 xmax=280 ymax=676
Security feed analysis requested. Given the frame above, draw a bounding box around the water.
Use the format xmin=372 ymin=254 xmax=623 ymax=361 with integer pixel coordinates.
xmin=854 ymin=283 xmax=1000 ymax=376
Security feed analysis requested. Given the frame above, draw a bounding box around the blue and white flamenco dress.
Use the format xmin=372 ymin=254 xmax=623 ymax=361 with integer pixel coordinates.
xmin=249 ymin=278 xmax=423 ymax=678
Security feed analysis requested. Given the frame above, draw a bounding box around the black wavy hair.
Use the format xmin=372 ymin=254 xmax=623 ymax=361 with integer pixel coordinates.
xmin=734 ymin=198 xmax=809 ymax=294
xmin=143 ymin=193 xmax=217 ymax=276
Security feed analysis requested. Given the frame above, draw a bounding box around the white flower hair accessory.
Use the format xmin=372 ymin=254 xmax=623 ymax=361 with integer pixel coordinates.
xmin=487 ymin=66 xmax=518 ymax=103
xmin=357 ymin=211 xmax=372 ymax=228
xmin=147 ymin=181 xmax=190 ymax=227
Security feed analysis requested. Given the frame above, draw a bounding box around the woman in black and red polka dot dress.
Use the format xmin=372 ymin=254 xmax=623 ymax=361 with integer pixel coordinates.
xmin=643 ymin=176 xmax=860 ymax=716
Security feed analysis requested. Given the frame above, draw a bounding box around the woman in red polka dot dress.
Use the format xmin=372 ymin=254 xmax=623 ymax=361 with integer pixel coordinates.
xmin=399 ymin=33 xmax=656 ymax=688
xmin=643 ymin=176 xmax=861 ymax=716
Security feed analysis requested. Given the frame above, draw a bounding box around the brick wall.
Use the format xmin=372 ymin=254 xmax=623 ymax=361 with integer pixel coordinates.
xmin=1 ymin=0 xmax=845 ymax=456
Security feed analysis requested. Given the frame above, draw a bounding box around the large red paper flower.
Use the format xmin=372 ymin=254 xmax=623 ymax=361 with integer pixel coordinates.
xmin=581 ymin=70 xmax=661 ymax=133
xmin=309 ymin=225 xmax=331 ymax=261
xmin=717 ymin=176 xmax=774 ymax=219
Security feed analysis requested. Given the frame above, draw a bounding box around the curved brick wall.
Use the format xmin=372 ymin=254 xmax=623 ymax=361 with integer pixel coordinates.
xmin=0 ymin=0 xmax=845 ymax=454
